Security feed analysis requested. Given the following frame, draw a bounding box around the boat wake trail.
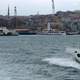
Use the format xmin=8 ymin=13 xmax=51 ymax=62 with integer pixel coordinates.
xmin=42 ymin=57 xmax=80 ymax=69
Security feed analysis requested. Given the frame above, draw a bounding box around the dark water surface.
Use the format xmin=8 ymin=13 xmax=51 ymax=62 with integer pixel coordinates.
xmin=0 ymin=35 xmax=80 ymax=80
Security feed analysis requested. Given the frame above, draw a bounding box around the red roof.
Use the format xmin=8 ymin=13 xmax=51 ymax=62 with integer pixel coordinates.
xmin=16 ymin=29 xmax=30 ymax=32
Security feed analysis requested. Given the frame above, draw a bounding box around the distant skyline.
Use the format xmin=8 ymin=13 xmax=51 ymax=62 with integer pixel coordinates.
xmin=0 ymin=0 xmax=80 ymax=16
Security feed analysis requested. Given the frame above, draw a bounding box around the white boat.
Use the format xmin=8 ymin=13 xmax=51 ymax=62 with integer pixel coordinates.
xmin=0 ymin=27 xmax=18 ymax=36
xmin=37 ymin=31 xmax=66 ymax=35
xmin=37 ymin=22 xmax=66 ymax=35
xmin=66 ymin=47 xmax=80 ymax=63
xmin=74 ymin=50 xmax=80 ymax=63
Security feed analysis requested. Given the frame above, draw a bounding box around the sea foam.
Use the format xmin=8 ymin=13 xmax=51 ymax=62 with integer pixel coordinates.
xmin=42 ymin=57 xmax=80 ymax=69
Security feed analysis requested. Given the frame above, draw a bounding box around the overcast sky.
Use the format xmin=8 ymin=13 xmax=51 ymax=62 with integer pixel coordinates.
xmin=0 ymin=0 xmax=80 ymax=16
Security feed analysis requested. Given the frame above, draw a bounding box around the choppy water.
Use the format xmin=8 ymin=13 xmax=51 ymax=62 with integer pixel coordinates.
xmin=0 ymin=35 xmax=80 ymax=80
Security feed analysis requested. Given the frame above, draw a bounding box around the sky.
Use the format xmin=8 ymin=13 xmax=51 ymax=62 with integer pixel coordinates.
xmin=0 ymin=0 xmax=80 ymax=16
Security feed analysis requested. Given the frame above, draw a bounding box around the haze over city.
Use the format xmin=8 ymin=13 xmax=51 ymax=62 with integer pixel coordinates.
xmin=0 ymin=0 xmax=80 ymax=16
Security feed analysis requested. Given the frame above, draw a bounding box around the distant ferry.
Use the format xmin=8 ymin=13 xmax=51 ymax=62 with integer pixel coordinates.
xmin=37 ymin=31 xmax=66 ymax=35
xmin=37 ymin=22 xmax=66 ymax=35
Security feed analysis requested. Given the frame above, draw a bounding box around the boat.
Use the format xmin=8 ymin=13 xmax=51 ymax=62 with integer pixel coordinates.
xmin=16 ymin=29 xmax=36 ymax=35
xmin=0 ymin=27 xmax=18 ymax=36
xmin=37 ymin=31 xmax=66 ymax=35
xmin=37 ymin=22 xmax=66 ymax=35
xmin=18 ymin=31 xmax=36 ymax=35
xmin=74 ymin=50 xmax=80 ymax=63
xmin=66 ymin=31 xmax=79 ymax=35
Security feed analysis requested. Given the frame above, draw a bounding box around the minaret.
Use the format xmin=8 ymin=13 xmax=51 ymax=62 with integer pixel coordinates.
xmin=52 ymin=0 xmax=55 ymax=14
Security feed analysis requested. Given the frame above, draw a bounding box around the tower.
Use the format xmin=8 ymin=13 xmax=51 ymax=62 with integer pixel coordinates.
xmin=14 ymin=6 xmax=17 ymax=29
xmin=14 ymin=6 xmax=17 ymax=16
xmin=7 ymin=5 xmax=10 ymax=29
xmin=52 ymin=0 xmax=55 ymax=14
xmin=8 ymin=5 xmax=10 ymax=18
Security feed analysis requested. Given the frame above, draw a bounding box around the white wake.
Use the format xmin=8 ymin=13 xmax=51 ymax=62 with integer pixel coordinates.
xmin=42 ymin=47 xmax=80 ymax=69
xmin=42 ymin=57 xmax=80 ymax=69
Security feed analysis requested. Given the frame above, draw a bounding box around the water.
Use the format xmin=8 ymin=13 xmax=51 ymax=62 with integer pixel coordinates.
xmin=0 ymin=35 xmax=80 ymax=80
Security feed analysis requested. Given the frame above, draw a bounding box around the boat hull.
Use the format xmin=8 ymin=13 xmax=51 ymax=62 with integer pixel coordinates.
xmin=37 ymin=32 xmax=66 ymax=35
xmin=74 ymin=51 xmax=80 ymax=63
xmin=18 ymin=32 xmax=36 ymax=35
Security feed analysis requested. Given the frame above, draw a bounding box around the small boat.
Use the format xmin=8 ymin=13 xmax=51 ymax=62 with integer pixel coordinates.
xmin=66 ymin=32 xmax=79 ymax=35
xmin=74 ymin=50 xmax=80 ymax=63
